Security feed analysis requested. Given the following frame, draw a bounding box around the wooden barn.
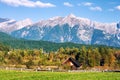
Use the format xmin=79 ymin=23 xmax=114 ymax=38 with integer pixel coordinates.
xmin=62 ymin=57 xmax=82 ymax=70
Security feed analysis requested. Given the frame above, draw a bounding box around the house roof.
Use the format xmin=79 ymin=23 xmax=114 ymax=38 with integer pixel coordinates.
xmin=68 ymin=57 xmax=81 ymax=67
xmin=62 ymin=57 xmax=82 ymax=67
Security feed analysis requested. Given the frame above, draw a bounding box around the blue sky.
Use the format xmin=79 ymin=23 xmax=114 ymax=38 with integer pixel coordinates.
xmin=0 ymin=0 xmax=120 ymax=23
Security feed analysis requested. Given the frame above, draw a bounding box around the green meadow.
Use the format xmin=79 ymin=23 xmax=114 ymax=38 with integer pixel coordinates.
xmin=0 ymin=70 xmax=120 ymax=80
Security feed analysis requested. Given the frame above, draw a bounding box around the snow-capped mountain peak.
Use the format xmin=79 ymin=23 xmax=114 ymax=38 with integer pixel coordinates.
xmin=49 ymin=16 xmax=62 ymax=20
xmin=66 ymin=13 xmax=76 ymax=18
xmin=15 ymin=18 xmax=33 ymax=29
xmin=33 ymin=14 xmax=117 ymax=33
xmin=0 ymin=18 xmax=32 ymax=33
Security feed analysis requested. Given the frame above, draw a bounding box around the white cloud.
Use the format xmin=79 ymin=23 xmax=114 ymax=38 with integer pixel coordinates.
xmin=63 ymin=2 xmax=73 ymax=7
xmin=115 ymin=5 xmax=120 ymax=10
xmin=0 ymin=0 xmax=56 ymax=8
xmin=83 ymin=2 xmax=93 ymax=6
xmin=90 ymin=6 xmax=102 ymax=11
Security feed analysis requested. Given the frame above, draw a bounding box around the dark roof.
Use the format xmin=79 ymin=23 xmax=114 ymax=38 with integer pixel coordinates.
xmin=68 ymin=57 xmax=81 ymax=67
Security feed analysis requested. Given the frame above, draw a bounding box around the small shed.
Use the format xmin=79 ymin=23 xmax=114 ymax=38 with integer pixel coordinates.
xmin=62 ymin=57 xmax=82 ymax=70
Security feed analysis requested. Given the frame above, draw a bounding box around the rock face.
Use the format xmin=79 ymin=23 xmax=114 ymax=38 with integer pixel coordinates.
xmin=0 ymin=14 xmax=120 ymax=47
xmin=11 ymin=23 xmax=94 ymax=44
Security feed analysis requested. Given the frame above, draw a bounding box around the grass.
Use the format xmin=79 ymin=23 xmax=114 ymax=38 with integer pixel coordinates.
xmin=0 ymin=70 xmax=120 ymax=80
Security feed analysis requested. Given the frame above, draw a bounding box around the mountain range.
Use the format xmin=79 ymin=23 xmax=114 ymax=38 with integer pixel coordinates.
xmin=0 ymin=14 xmax=120 ymax=47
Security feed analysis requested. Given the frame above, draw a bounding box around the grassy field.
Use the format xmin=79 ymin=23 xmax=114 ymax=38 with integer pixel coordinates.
xmin=0 ymin=70 xmax=120 ymax=80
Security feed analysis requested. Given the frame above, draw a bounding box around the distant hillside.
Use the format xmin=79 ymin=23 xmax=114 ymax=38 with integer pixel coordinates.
xmin=0 ymin=31 xmax=117 ymax=52
xmin=0 ymin=31 xmax=17 ymax=41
